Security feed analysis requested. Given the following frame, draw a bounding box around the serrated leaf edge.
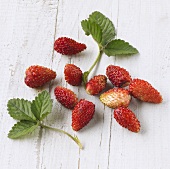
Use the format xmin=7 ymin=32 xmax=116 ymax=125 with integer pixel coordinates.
xmin=7 ymin=98 xmax=37 ymax=122
xmin=31 ymin=91 xmax=52 ymax=120
xmin=8 ymin=121 xmax=39 ymax=139
xmin=104 ymin=39 xmax=139 ymax=56
xmin=81 ymin=19 xmax=102 ymax=45
xmin=88 ymin=11 xmax=116 ymax=46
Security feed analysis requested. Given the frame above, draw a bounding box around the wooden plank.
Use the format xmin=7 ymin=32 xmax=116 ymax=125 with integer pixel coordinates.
xmin=0 ymin=0 xmax=58 ymax=168
xmin=38 ymin=0 xmax=119 ymax=168
xmin=109 ymin=0 xmax=170 ymax=169
xmin=0 ymin=0 xmax=170 ymax=168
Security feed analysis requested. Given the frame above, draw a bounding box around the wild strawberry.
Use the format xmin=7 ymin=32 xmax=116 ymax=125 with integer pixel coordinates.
xmin=54 ymin=86 xmax=78 ymax=109
xmin=72 ymin=99 xmax=95 ymax=131
xmin=54 ymin=37 xmax=86 ymax=55
xmin=114 ymin=107 xmax=140 ymax=133
xmin=86 ymin=75 xmax=107 ymax=95
xmin=100 ymin=88 xmax=131 ymax=109
xmin=24 ymin=65 xmax=56 ymax=88
xmin=106 ymin=65 xmax=132 ymax=87
xmin=129 ymin=79 xmax=163 ymax=103
xmin=64 ymin=64 xmax=82 ymax=86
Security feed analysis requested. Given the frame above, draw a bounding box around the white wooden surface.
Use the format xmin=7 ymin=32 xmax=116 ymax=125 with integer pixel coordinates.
xmin=0 ymin=0 xmax=170 ymax=168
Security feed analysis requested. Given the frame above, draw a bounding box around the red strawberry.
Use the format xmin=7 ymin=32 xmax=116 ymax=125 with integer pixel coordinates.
xmin=129 ymin=79 xmax=163 ymax=103
xmin=54 ymin=37 xmax=86 ymax=55
xmin=54 ymin=86 xmax=78 ymax=109
xmin=24 ymin=65 xmax=56 ymax=88
xmin=86 ymin=75 xmax=107 ymax=95
xmin=106 ymin=65 xmax=132 ymax=87
xmin=114 ymin=107 xmax=140 ymax=133
xmin=72 ymin=99 xmax=95 ymax=131
xmin=100 ymin=88 xmax=131 ymax=109
xmin=64 ymin=64 xmax=82 ymax=86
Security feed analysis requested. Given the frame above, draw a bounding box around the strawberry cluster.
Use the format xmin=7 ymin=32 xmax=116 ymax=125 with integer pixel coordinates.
xmin=24 ymin=37 xmax=95 ymax=131
xmin=12 ymin=11 xmax=163 ymax=149
xmin=101 ymin=65 xmax=162 ymax=132
xmin=97 ymin=65 xmax=162 ymax=132
xmin=24 ymin=37 xmax=162 ymax=133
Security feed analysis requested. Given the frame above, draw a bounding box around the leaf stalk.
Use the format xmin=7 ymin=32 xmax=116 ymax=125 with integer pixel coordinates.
xmin=88 ymin=48 xmax=103 ymax=74
xmin=40 ymin=123 xmax=83 ymax=149
xmin=83 ymin=46 xmax=103 ymax=84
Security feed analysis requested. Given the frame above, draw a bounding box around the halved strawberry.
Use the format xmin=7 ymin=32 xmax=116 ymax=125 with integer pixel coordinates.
xmin=54 ymin=86 xmax=78 ymax=109
xmin=129 ymin=79 xmax=163 ymax=103
xmin=24 ymin=65 xmax=56 ymax=88
xmin=106 ymin=65 xmax=132 ymax=87
xmin=64 ymin=64 xmax=82 ymax=86
xmin=100 ymin=88 xmax=131 ymax=108
xmin=86 ymin=75 xmax=107 ymax=95
xmin=114 ymin=107 xmax=140 ymax=133
xmin=54 ymin=37 xmax=86 ymax=55
xmin=72 ymin=99 xmax=95 ymax=131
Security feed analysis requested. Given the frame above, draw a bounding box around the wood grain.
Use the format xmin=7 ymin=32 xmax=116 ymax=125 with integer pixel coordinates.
xmin=0 ymin=0 xmax=170 ymax=168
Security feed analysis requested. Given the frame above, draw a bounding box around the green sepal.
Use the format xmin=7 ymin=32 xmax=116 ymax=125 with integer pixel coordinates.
xmin=82 ymin=71 xmax=89 ymax=84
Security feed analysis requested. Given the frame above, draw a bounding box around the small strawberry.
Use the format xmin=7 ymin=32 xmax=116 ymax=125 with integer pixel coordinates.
xmin=64 ymin=64 xmax=82 ymax=86
xmin=106 ymin=65 xmax=132 ymax=87
xmin=114 ymin=107 xmax=140 ymax=133
xmin=100 ymin=88 xmax=131 ymax=109
xmin=54 ymin=37 xmax=86 ymax=55
xmin=129 ymin=79 xmax=163 ymax=103
xmin=24 ymin=65 xmax=56 ymax=88
xmin=54 ymin=86 xmax=78 ymax=109
xmin=72 ymin=99 xmax=95 ymax=131
xmin=86 ymin=75 xmax=107 ymax=95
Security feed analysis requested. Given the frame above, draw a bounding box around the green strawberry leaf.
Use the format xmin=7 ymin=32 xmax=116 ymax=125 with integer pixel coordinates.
xmin=7 ymin=99 xmax=37 ymax=122
xmin=104 ymin=39 xmax=139 ymax=56
xmin=31 ymin=91 xmax=52 ymax=121
xmin=81 ymin=20 xmax=102 ymax=44
xmin=81 ymin=19 xmax=90 ymax=36
xmin=8 ymin=121 xmax=38 ymax=139
xmin=89 ymin=11 xmax=116 ymax=46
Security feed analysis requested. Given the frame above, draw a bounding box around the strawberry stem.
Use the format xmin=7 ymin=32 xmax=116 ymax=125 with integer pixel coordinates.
xmin=83 ymin=47 xmax=103 ymax=84
xmin=40 ymin=123 xmax=83 ymax=149
xmin=88 ymin=50 xmax=103 ymax=73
